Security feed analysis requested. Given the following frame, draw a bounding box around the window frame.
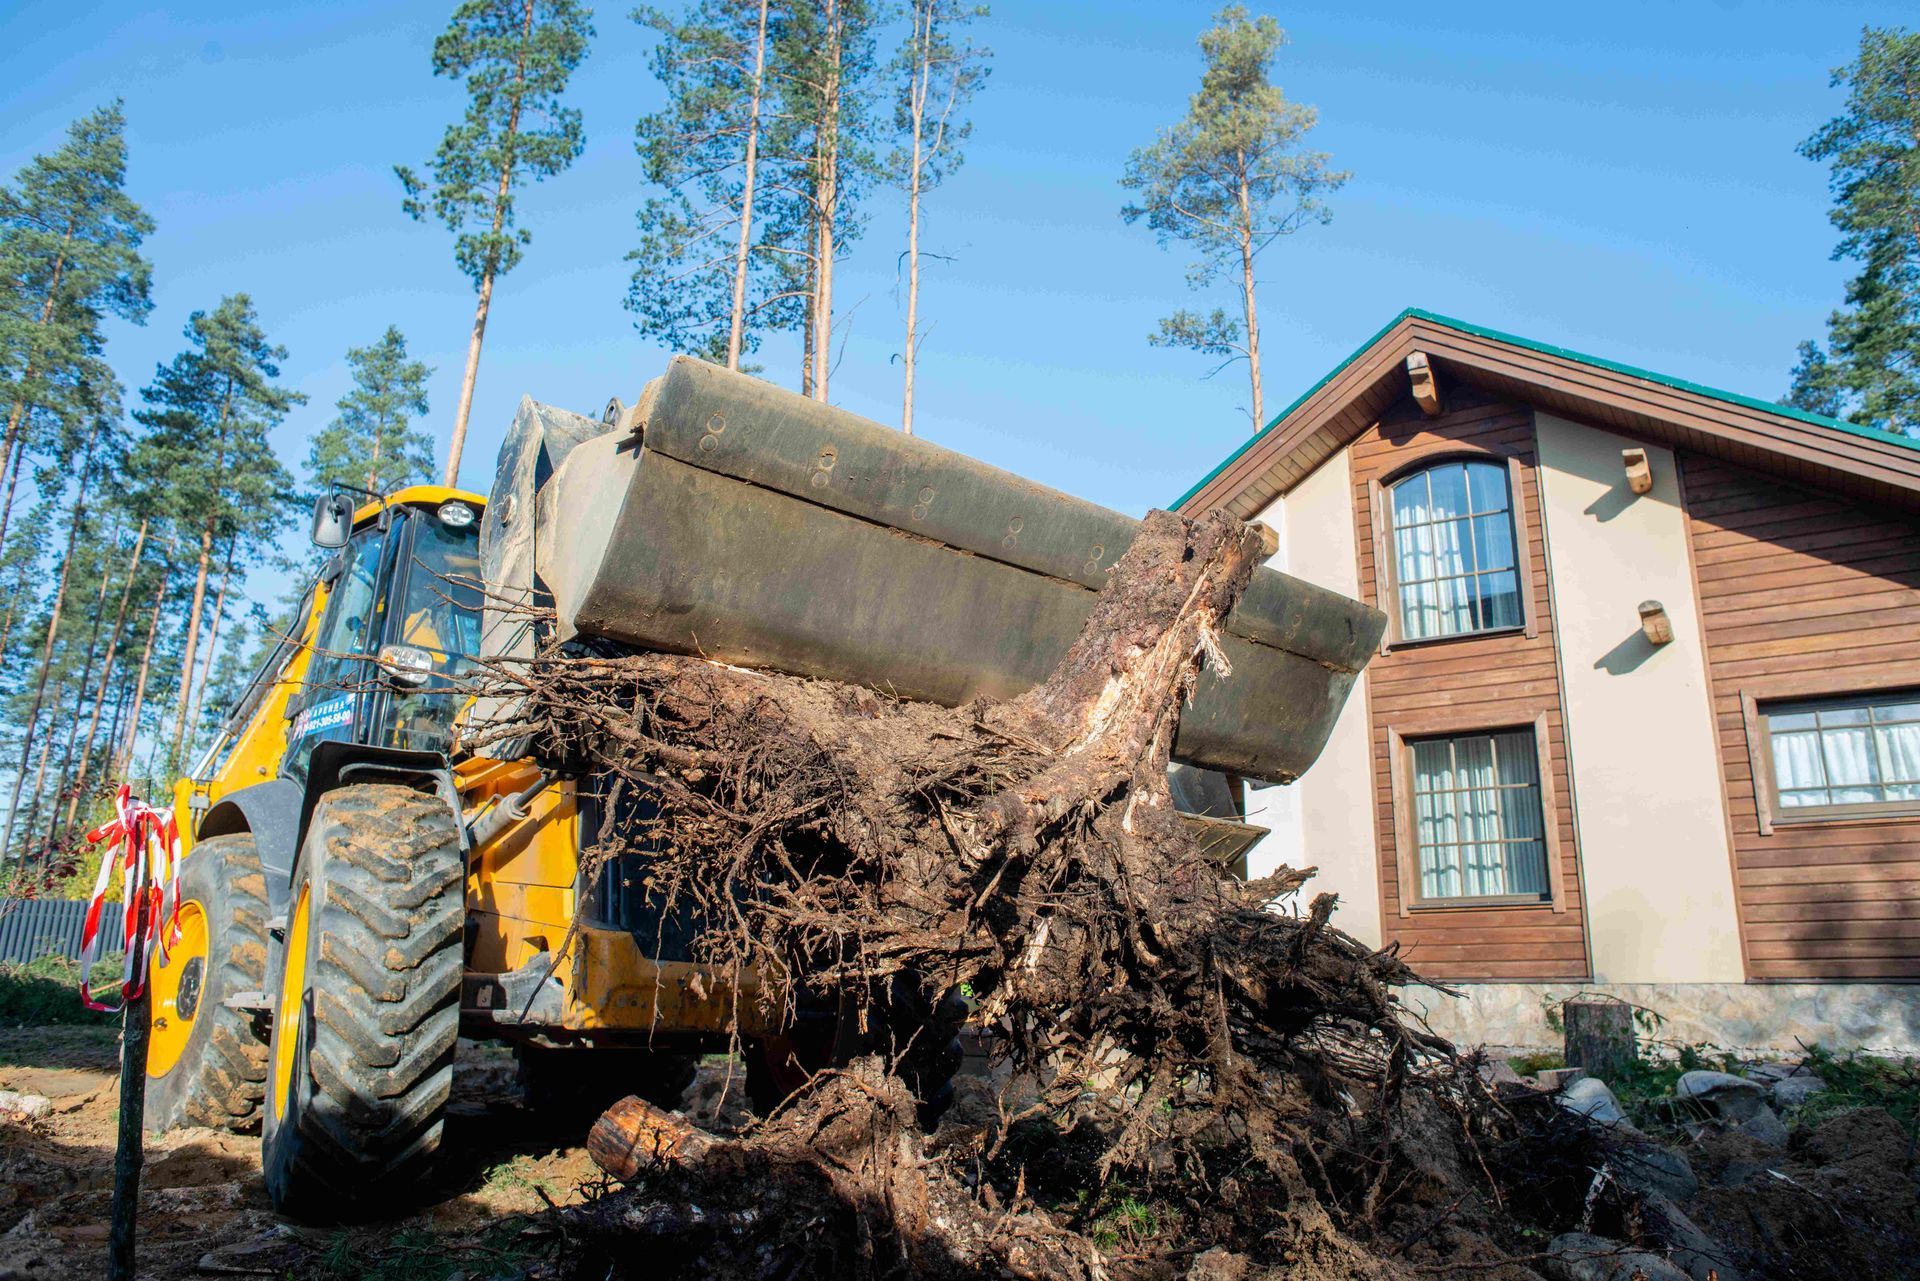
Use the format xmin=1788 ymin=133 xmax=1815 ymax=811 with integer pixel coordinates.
xmin=1369 ymin=452 xmax=1538 ymax=652
xmin=1747 ymin=687 xmax=1920 ymax=829
xmin=1388 ymin=715 xmax=1567 ymax=914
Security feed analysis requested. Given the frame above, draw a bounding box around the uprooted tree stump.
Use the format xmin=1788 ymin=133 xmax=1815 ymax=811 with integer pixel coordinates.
xmin=469 ymin=508 xmax=1651 ymax=1279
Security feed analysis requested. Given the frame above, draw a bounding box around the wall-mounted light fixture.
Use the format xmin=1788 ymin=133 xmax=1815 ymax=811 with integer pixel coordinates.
xmin=1638 ymin=599 xmax=1673 ymax=646
xmin=1406 ymin=352 xmax=1444 ymax=418
xmin=1622 ymin=447 xmax=1653 ymax=495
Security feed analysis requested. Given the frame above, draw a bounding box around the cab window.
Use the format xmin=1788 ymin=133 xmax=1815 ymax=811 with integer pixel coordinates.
xmin=381 ymin=511 xmax=484 ymax=754
xmin=287 ymin=527 xmax=387 ymax=766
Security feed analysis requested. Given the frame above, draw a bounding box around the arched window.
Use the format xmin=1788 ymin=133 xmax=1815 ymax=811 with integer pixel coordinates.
xmin=1387 ymin=459 xmax=1521 ymax=641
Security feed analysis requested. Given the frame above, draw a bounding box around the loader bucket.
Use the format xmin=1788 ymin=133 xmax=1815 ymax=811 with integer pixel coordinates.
xmin=482 ymin=358 xmax=1384 ymax=784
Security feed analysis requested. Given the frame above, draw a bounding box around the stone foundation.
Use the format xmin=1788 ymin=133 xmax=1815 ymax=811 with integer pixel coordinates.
xmin=1399 ymin=982 xmax=1920 ymax=1058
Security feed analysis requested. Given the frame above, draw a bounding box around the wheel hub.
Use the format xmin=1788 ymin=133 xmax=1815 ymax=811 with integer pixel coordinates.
xmin=176 ymin=956 xmax=204 ymax=1022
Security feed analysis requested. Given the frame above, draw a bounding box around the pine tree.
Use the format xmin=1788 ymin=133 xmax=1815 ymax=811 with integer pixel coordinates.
xmin=0 ymin=381 xmax=118 ymax=859
xmin=629 ymin=0 xmax=790 ymax=368
xmin=890 ymin=0 xmax=988 ymax=434
xmin=62 ymin=515 xmax=148 ymax=839
xmin=128 ymin=295 xmax=300 ymax=770
xmin=1786 ymin=27 xmax=1920 ymax=434
xmin=1121 ymin=7 xmax=1346 ymax=430
xmin=398 ymin=0 xmax=593 ymax=486
xmin=0 ymin=102 xmax=154 ymax=557
xmin=305 ymin=326 xmax=436 ymax=495
xmin=774 ymin=0 xmax=885 ymax=400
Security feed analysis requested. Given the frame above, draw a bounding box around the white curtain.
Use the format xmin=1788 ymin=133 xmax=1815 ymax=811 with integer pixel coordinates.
xmin=1494 ymin=731 xmax=1548 ymax=895
xmin=1878 ymin=718 xmax=1920 ymax=799
xmin=1413 ymin=739 xmax=1457 ymax=899
xmin=1411 ymin=731 xmax=1548 ymax=900
xmin=1390 ymin=462 xmax=1518 ymax=640
xmin=1771 ymin=703 xmax=1920 ymax=807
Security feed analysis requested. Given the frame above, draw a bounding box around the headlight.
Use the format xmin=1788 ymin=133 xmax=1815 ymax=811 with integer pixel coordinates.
xmin=377 ymin=644 xmax=435 ymax=687
xmin=437 ymin=501 xmax=476 ymax=528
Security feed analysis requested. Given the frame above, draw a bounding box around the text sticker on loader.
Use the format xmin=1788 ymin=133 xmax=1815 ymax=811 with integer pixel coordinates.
xmin=144 ymin=358 xmax=1384 ymax=1222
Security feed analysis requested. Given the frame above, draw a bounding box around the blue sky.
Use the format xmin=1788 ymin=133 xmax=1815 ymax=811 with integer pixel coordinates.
xmin=1 ymin=0 xmax=1904 ymax=611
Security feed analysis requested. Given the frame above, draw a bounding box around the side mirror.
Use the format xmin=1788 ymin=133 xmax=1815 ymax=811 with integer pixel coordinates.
xmin=310 ymin=494 xmax=352 ymax=549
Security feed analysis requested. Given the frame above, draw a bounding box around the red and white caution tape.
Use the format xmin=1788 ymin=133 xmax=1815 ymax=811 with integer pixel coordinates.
xmin=78 ymin=785 xmax=182 ymax=1013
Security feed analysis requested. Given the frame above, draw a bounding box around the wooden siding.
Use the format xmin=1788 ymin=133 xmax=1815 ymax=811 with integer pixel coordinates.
xmin=1682 ymin=453 xmax=1920 ymax=980
xmin=1351 ymin=389 xmax=1590 ymax=981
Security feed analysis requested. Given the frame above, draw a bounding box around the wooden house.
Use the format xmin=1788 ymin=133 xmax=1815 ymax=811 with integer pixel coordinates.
xmin=1178 ymin=309 xmax=1920 ymax=1052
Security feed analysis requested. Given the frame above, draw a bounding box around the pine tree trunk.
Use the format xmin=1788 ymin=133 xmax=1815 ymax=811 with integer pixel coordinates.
xmin=901 ymin=1 xmax=930 ymax=435
xmin=66 ymin=520 xmax=148 ymax=834
xmin=809 ymin=0 xmax=842 ymax=403
xmin=447 ymin=273 xmax=495 ymax=490
xmin=17 ymin=691 xmax=59 ymax=868
xmin=184 ymin=537 xmax=237 ymax=757
xmin=0 ymin=381 xmax=35 ymax=571
xmin=727 ymin=0 xmax=772 ymax=371
xmin=0 ymin=449 xmax=31 ymax=653
xmin=168 ymin=522 xmax=216 ymax=770
xmin=114 ymin=544 xmax=172 ymax=779
xmin=39 ymin=699 xmax=78 ymax=861
xmin=0 ymin=558 xmax=27 ymax=674
xmin=106 ymin=681 xmax=131 ymax=768
xmin=44 ymin=518 xmax=121 ymax=850
xmin=0 ymin=415 xmax=100 ymax=860
xmin=0 ymin=228 xmax=74 ymax=560
xmin=443 ymin=0 xmax=534 ymax=488
xmin=1236 ymin=168 xmax=1263 ymax=431
xmin=800 ymin=250 xmax=817 ymax=397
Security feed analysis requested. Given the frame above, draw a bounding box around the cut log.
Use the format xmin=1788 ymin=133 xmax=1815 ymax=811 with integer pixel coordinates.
xmin=588 ymin=1094 xmax=721 ymax=1182
xmin=1562 ymin=997 xmax=1636 ymax=1080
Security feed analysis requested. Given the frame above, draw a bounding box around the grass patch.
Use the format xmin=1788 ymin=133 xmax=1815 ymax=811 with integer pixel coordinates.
xmin=0 ymin=955 xmax=121 ymax=1027
xmin=311 ymin=1221 xmax=553 ymax=1281
xmin=1507 ymin=1051 xmax=1564 ymax=1076
xmin=1794 ymin=1046 xmax=1920 ymax=1132
xmin=0 ymin=1025 xmax=119 ymax=1070
xmin=1082 ymin=1186 xmax=1179 ymax=1253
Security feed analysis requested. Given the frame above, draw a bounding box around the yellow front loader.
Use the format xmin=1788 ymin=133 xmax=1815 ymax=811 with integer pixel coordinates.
xmin=145 ymin=358 xmax=1384 ymax=1221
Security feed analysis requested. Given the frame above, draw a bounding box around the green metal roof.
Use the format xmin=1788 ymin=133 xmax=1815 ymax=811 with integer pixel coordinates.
xmin=1172 ymin=306 xmax=1920 ymax=510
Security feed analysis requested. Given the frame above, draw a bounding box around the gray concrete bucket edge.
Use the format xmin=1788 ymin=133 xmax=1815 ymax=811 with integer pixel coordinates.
xmin=480 ymin=356 xmax=1386 ymax=787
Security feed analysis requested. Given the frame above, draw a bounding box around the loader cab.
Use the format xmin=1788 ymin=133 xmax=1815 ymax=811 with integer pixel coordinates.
xmin=280 ymin=487 xmax=485 ymax=787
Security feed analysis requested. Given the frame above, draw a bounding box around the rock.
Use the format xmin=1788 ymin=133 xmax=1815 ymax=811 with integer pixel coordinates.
xmin=1535 ymin=1067 xmax=1587 ymax=1091
xmin=1611 ymin=1144 xmax=1700 ymax=1202
xmin=1480 ymin=1059 xmax=1529 ymax=1088
xmin=1639 ymin=1192 xmax=1742 ymax=1281
xmin=0 ymin=1093 xmax=49 ymax=1120
xmin=1770 ymin=1074 xmax=1829 ymax=1110
xmin=1544 ymin=1231 xmax=1690 ymax=1281
xmin=1557 ymin=1076 xmax=1626 ymax=1127
xmin=1186 ymin=1247 xmax=1251 ymax=1281
xmin=1741 ymin=1061 xmax=1811 ymax=1085
xmin=1675 ymin=1070 xmax=1766 ymax=1121
xmin=1737 ymin=1104 xmax=1789 ymax=1146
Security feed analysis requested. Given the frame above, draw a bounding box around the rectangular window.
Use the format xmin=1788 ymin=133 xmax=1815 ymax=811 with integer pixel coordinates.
xmin=1409 ymin=729 xmax=1550 ymax=901
xmin=1762 ymin=691 xmax=1920 ymax=820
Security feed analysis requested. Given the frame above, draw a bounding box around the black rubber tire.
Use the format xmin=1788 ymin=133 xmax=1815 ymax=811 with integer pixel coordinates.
xmin=515 ymin=1046 xmax=699 ymax=1121
xmin=144 ymin=833 xmax=270 ymax=1131
xmin=746 ymin=981 xmax=966 ymax=1128
xmin=262 ymin=784 xmax=463 ymax=1222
